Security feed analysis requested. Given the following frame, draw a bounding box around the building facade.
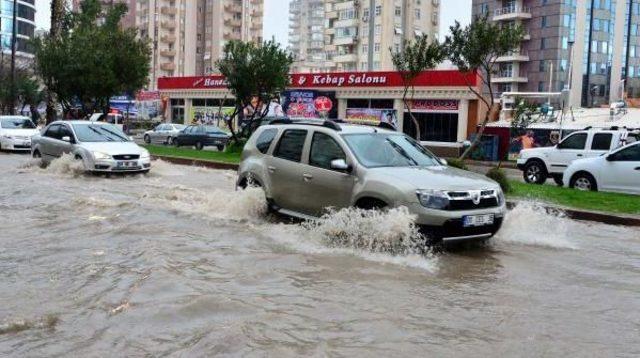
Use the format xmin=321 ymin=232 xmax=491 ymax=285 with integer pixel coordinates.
xmin=0 ymin=0 xmax=36 ymax=58
xmin=473 ymin=0 xmax=640 ymax=108
xmin=289 ymin=0 xmax=330 ymax=72
xmin=321 ymin=0 xmax=440 ymax=72
xmin=73 ymin=0 xmax=264 ymax=90
xmin=157 ymin=70 xmax=483 ymax=156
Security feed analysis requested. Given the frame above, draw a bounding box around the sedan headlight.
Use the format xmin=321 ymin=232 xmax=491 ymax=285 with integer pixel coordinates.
xmin=92 ymin=151 xmax=112 ymax=160
xmin=416 ymin=189 xmax=450 ymax=210
xmin=140 ymin=150 xmax=150 ymax=159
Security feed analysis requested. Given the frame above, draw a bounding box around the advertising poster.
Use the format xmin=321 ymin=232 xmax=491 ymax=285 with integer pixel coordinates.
xmin=191 ymin=106 xmax=235 ymax=131
xmin=109 ymin=96 xmax=137 ymax=118
xmin=281 ymin=90 xmax=338 ymax=119
xmin=345 ymin=108 xmax=398 ymax=129
xmin=135 ymin=91 xmax=162 ymax=120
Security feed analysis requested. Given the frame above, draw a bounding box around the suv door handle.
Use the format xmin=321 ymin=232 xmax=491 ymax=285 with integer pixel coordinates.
xmin=267 ymin=166 xmax=276 ymax=173
xmin=302 ymin=173 xmax=313 ymax=182
xmin=576 ymin=154 xmax=583 ymax=157
xmin=635 ymin=167 xmax=640 ymax=171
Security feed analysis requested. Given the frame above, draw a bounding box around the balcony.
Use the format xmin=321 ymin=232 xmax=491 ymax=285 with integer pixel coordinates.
xmin=252 ymin=10 xmax=263 ymax=17
xmin=160 ymin=49 xmax=176 ymax=57
xmin=161 ymin=35 xmax=176 ymax=43
xmin=225 ymin=4 xmax=242 ymax=13
xmin=491 ymin=72 xmax=528 ymax=83
xmin=160 ymin=6 xmax=177 ymax=16
xmin=334 ymin=18 xmax=359 ymax=28
xmin=160 ymin=62 xmax=175 ymax=71
xmin=223 ymin=32 xmax=242 ymax=40
xmin=326 ymin=10 xmax=338 ymax=19
xmin=493 ymin=6 xmax=532 ymax=21
xmin=224 ymin=18 xmax=242 ymax=27
xmin=333 ymin=36 xmax=358 ymax=46
xmin=332 ymin=53 xmax=358 ymax=63
xmin=496 ymin=51 xmax=530 ymax=62
xmin=160 ymin=20 xmax=176 ymax=30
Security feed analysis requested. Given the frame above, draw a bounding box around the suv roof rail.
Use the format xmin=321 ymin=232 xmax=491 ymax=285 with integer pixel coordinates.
xmin=268 ymin=118 xmax=342 ymax=131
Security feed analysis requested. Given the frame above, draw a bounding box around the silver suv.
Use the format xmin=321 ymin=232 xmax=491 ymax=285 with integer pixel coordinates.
xmin=238 ymin=120 xmax=507 ymax=242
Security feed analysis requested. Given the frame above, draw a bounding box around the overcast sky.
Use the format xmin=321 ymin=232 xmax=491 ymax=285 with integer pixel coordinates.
xmin=35 ymin=0 xmax=472 ymax=44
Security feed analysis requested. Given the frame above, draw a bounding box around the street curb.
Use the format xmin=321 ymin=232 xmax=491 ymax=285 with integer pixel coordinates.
xmin=151 ymin=154 xmax=640 ymax=228
xmin=151 ymin=155 xmax=239 ymax=171
xmin=507 ymin=201 xmax=640 ymax=227
xmin=446 ymin=158 xmax=518 ymax=169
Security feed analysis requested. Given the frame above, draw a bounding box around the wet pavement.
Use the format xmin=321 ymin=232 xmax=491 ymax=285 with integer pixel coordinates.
xmin=0 ymin=153 xmax=639 ymax=357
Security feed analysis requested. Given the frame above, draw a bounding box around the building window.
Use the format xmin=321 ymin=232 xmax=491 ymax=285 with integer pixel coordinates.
xmin=374 ymin=43 xmax=380 ymax=52
xmin=538 ymin=82 xmax=545 ymax=92
xmin=541 ymin=38 xmax=547 ymax=50
xmin=395 ymin=6 xmax=401 ymax=16
xmin=415 ymin=9 xmax=421 ymax=19
xmin=541 ymin=16 xmax=547 ymax=27
xmin=375 ymin=5 xmax=381 ymax=16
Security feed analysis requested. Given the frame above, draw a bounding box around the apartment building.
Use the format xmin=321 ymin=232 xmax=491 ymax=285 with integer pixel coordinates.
xmin=74 ymin=0 xmax=264 ymax=89
xmin=473 ymin=0 xmax=640 ymax=108
xmin=289 ymin=0 xmax=331 ymax=72
xmin=0 ymin=0 xmax=36 ymax=59
xmin=322 ymin=0 xmax=441 ymax=72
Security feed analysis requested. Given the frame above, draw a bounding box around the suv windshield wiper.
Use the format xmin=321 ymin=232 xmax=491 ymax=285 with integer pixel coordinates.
xmin=386 ymin=139 xmax=419 ymax=166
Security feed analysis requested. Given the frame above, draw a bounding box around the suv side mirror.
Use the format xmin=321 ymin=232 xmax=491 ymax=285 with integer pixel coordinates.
xmin=439 ymin=158 xmax=448 ymax=166
xmin=61 ymin=136 xmax=71 ymax=142
xmin=330 ymin=158 xmax=351 ymax=172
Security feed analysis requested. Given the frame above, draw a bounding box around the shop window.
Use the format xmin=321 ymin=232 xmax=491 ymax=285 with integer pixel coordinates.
xmin=193 ymin=99 xmax=206 ymax=106
xmin=347 ymin=99 xmax=369 ymax=108
xmin=403 ymin=112 xmax=459 ymax=143
xmin=370 ymin=99 xmax=394 ymax=109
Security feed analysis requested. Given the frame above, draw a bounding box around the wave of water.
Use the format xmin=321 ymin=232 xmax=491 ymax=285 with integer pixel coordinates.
xmin=493 ymin=201 xmax=578 ymax=249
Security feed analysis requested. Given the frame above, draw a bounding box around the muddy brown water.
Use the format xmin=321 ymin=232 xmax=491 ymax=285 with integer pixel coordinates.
xmin=0 ymin=153 xmax=639 ymax=357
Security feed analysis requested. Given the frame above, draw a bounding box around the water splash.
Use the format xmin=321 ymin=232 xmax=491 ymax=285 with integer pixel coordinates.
xmin=41 ymin=153 xmax=86 ymax=177
xmin=494 ymin=201 xmax=577 ymax=249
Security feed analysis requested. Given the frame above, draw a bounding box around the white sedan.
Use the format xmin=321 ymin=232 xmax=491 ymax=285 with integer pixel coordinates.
xmin=0 ymin=116 xmax=39 ymax=151
xmin=564 ymin=141 xmax=640 ymax=194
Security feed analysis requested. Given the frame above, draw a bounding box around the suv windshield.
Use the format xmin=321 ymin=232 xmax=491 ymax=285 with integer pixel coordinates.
xmin=1 ymin=118 xmax=36 ymax=129
xmin=343 ymin=133 xmax=441 ymax=168
xmin=72 ymin=123 xmax=130 ymax=142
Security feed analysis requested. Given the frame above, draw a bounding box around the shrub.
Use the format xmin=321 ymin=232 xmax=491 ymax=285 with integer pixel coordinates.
xmin=486 ymin=167 xmax=512 ymax=193
xmin=447 ymin=158 xmax=468 ymax=170
xmin=225 ymin=139 xmax=247 ymax=154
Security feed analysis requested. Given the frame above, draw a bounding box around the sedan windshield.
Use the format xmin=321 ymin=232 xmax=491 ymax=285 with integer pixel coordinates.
xmin=342 ymin=133 xmax=441 ymax=168
xmin=1 ymin=118 xmax=36 ymax=129
xmin=72 ymin=123 xmax=130 ymax=142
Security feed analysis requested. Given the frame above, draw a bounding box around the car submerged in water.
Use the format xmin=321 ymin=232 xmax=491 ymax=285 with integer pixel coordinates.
xmin=237 ymin=120 xmax=506 ymax=243
xmin=31 ymin=121 xmax=151 ymax=173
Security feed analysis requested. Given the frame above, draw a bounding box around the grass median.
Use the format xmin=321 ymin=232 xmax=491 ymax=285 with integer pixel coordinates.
xmin=144 ymin=144 xmax=241 ymax=164
xmin=508 ymin=180 xmax=640 ymax=215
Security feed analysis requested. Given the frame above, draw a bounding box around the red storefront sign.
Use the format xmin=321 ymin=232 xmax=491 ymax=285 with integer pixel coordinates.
xmin=158 ymin=70 xmax=477 ymax=90
xmin=410 ymin=99 xmax=459 ymax=111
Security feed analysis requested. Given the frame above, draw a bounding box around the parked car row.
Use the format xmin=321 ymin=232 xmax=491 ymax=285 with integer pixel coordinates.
xmin=144 ymin=124 xmax=231 ymax=151
xmin=517 ymin=127 xmax=640 ymax=194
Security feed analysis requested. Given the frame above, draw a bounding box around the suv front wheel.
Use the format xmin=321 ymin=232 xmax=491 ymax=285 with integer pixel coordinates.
xmin=523 ymin=160 xmax=547 ymax=184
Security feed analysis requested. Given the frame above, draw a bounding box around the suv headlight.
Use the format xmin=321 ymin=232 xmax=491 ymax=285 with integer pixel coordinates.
xmin=416 ymin=189 xmax=450 ymax=210
xmin=92 ymin=151 xmax=112 ymax=160
xmin=496 ymin=188 xmax=505 ymax=205
xmin=140 ymin=150 xmax=150 ymax=159
xmin=1 ymin=134 xmax=13 ymax=139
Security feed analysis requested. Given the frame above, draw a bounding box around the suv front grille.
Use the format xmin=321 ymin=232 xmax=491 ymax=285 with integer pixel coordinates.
xmin=113 ymin=154 xmax=140 ymax=160
xmin=445 ymin=190 xmax=500 ymax=211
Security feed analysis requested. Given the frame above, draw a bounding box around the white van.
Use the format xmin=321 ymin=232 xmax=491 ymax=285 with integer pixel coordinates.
xmin=88 ymin=113 xmax=125 ymax=131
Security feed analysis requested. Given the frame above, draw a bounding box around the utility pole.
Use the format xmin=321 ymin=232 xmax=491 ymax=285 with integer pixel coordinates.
xmin=9 ymin=0 xmax=18 ymax=115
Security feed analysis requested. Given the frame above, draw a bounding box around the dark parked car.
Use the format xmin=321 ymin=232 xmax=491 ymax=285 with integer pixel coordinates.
xmin=175 ymin=125 xmax=231 ymax=151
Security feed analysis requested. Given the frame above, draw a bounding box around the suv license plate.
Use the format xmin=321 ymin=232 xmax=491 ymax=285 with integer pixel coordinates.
xmin=463 ymin=214 xmax=495 ymax=227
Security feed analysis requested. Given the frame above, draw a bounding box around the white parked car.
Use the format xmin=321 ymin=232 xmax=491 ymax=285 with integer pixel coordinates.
xmin=31 ymin=121 xmax=151 ymax=173
xmin=0 ymin=116 xmax=39 ymax=151
xmin=563 ymin=141 xmax=640 ymax=194
xmin=516 ymin=128 xmax=638 ymax=185
xmin=143 ymin=123 xmax=186 ymax=145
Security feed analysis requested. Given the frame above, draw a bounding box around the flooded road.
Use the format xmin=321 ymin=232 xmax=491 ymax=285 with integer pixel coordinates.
xmin=0 ymin=153 xmax=639 ymax=357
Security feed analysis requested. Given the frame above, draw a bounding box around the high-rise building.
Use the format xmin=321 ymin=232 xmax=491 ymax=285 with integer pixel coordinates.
xmin=472 ymin=0 xmax=640 ymax=108
xmin=74 ymin=0 xmax=264 ymax=89
xmin=0 ymin=0 xmax=36 ymax=59
xmin=289 ymin=0 xmax=331 ymax=72
xmin=322 ymin=0 xmax=440 ymax=72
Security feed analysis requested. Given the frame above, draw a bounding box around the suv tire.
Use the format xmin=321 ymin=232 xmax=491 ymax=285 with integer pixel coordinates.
xmin=355 ymin=198 xmax=388 ymax=211
xmin=523 ymin=160 xmax=547 ymax=184
xmin=195 ymin=141 xmax=204 ymax=150
xmin=551 ymin=174 xmax=564 ymax=186
xmin=570 ymin=172 xmax=598 ymax=191
xmin=144 ymin=134 xmax=151 ymax=144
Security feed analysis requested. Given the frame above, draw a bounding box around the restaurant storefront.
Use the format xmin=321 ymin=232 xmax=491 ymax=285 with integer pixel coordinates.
xmin=158 ymin=70 xmax=484 ymax=156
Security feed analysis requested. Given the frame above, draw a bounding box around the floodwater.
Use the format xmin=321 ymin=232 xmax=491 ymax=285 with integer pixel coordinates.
xmin=0 ymin=153 xmax=639 ymax=357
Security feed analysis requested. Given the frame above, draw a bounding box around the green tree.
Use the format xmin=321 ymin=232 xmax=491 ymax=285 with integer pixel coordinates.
xmin=216 ymin=39 xmax=293 ymax=142
xmin=45 ymin=0 xmax=66 ymax=123
xmin=444 ymin=15 xmax=524 ymax=160
xmin=390 ymin=35 xmax=444 ymax=141
xmin=34 ymin=0 xmax=150 ymax=119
